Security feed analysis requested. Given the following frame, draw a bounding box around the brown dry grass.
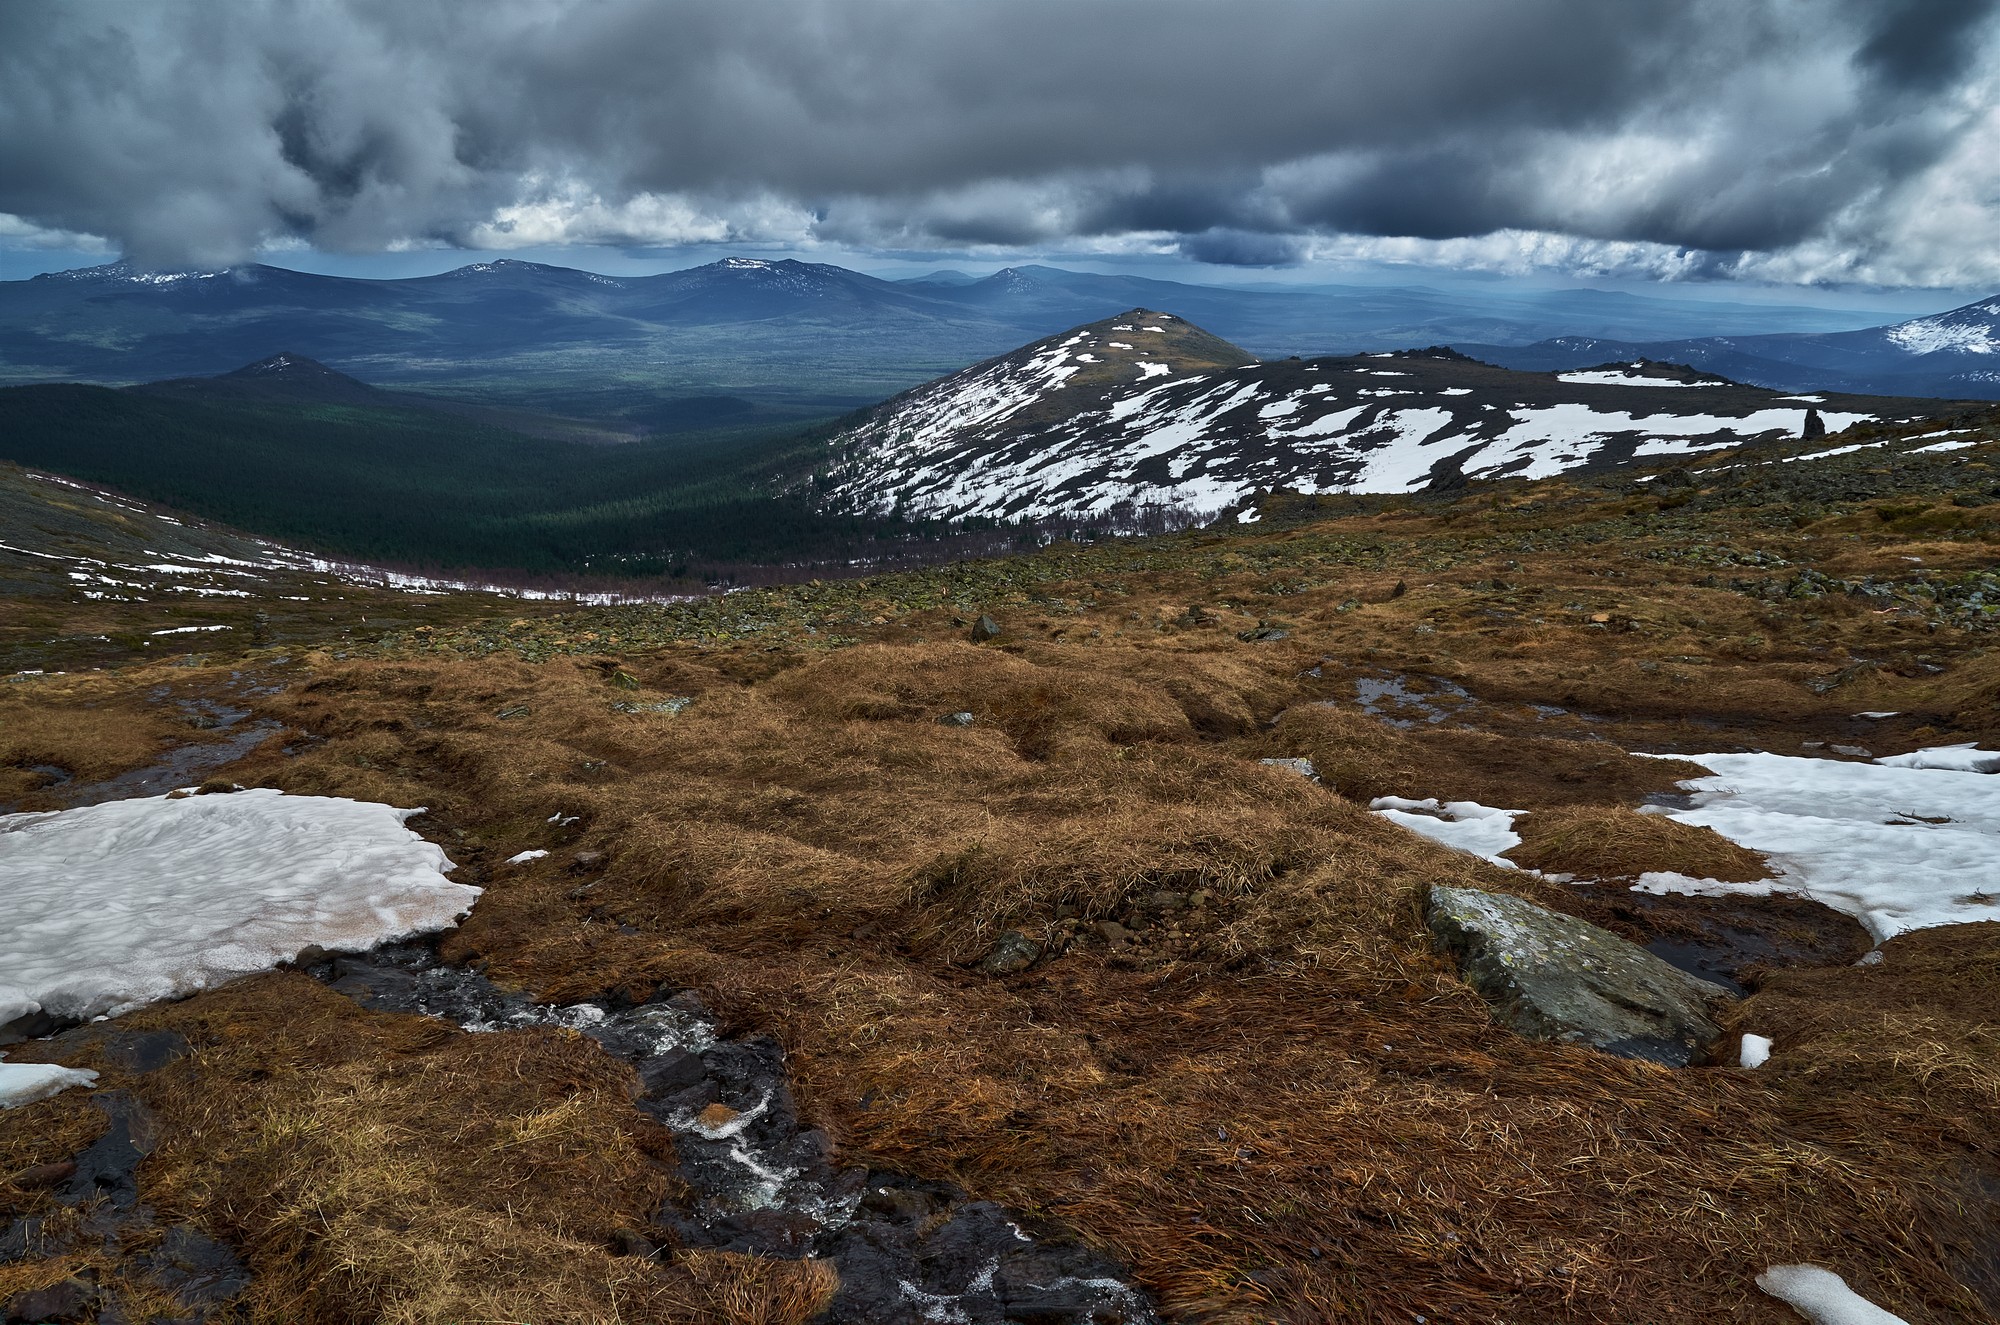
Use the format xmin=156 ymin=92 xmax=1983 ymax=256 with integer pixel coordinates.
xmin=0 ymin=671 xmax=191 ymax=806
xmin=168 ymin=634 xmax=1978 ymax=1322
xmin=1 ymin=974 xmax=839 ymax=1325
xmin=1506 ymin=806 xmax=1774 ymax=882
xmin=8 ymin=452 xmax=2000 ymax=1322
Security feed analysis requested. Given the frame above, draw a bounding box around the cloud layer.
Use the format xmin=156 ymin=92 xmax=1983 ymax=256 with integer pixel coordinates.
xmin=2 ymin=0 xmax=1997 ymax=284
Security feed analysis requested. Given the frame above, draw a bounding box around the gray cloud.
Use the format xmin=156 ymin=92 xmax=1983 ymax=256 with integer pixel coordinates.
xmin=1 ymin=0 xmax=1997 ymax=283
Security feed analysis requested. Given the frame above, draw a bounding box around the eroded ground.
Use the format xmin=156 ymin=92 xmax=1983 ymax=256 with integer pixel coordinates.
xmin=5 ymin=425 xmax=2000 ymax=1323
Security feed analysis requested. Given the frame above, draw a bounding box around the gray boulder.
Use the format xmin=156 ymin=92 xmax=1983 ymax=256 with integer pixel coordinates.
xmin=1427 ymin=885 xmax=1733 ymax=1066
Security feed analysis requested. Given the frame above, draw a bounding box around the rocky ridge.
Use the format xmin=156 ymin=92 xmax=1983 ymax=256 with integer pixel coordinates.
xmin=808 ymin=313 xmax=1957 ymax=523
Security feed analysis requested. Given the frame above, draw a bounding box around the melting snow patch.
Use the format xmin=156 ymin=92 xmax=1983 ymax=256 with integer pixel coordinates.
xmin=505 ymin=849 xmax=549 ymax=865
xmin=0 ymin=1059 xmax=98 ymax=1109
xmin=1739 ymin=1033 xmax=1772 ymax=1068
xmin=1134 ymin=361 xmax=1171 ymax=380
xmin=1779 ymin=440 xmax=1888 ymax=464
xmin=1908 ymin=438 xmax=1978 ymax=454
xmin=1875 ymin=743 xmax=2000 ymax=773
xmin=1755 ymin=1265 xmax=1909 ymax=1324
xmin=1557 ymin=370 xmax=1712 ymax=387
xmin=1369 ymin=797 xmax=1521 ymax=865
xmin=1636 ymin=752 xmax=2000 ymax=941
xmin=0 ymin=790 xmax=474 ymax=1026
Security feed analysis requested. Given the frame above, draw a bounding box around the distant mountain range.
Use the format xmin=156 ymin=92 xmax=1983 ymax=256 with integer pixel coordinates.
xmin=1456 ymin=294 xmax=2000 ymax=400
xmin=0 ymin=256 xmax=1942 ymax=422
xmin=806 ymin=311 xmax=1972 ymax=522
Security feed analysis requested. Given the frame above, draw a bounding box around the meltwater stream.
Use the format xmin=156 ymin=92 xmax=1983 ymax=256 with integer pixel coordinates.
xmin=314 ymin=943 xmax=1158 ymax=1325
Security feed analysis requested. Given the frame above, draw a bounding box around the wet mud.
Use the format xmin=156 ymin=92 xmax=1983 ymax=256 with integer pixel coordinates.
xmin=0 ymin=1028 xmax=248 ymax=1325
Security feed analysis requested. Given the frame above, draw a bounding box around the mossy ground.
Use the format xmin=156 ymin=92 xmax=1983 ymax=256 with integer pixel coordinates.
xmin=5 ymin=423 xmax=1999 ymax=1322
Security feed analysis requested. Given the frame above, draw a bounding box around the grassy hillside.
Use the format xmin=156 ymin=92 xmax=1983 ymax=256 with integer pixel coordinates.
xmin=0 ymin=383 xmax=946 ymax=575
xmin=3 ymin=415 xmax=1998 ymax=1321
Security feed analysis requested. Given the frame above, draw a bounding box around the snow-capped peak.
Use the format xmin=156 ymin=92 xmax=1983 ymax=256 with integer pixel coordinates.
xmin=1884 ymin=296 xmax=2000 ymax=355
xmin=34 ymin=262 xmax=230 ymax=285
xmin=803 ymin=315 xmax=1901 ymax=526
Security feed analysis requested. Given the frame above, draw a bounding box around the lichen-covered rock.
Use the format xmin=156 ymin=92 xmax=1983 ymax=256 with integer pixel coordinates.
xmin=1427 ymin=885 xmax=1733 ymax=1066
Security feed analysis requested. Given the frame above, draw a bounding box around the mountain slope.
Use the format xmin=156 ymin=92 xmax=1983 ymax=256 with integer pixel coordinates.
xmin=1458 ymin=292 xmax=2000 ymax=399
xmin=810 ymin=314 xmax=1967 ymax=521
xmin=0 ymin=359 xmax=949 ymax=576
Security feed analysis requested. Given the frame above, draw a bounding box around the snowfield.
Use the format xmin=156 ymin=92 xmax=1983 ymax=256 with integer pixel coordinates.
xmin=1371 ymin=746 xmax=2000 ymax=944
xmin=1637 ymin=750 xmax=2000 ymax=941
xmin=0 ymin=789 xmax=476 ymax=1029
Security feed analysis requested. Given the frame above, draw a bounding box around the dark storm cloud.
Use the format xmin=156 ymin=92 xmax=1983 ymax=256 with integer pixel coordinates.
xmin=1177 ymin=230 xmax=1308 ymax=268
xmin=0 ymin=0 xmax=1995 ymax=280
xmin=1853 ymin=0 xmax=2000 ymax=90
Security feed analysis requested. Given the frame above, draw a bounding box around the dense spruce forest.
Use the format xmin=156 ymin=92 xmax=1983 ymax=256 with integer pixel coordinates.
xmin=0 ymin=382 xmax=992 ymax=578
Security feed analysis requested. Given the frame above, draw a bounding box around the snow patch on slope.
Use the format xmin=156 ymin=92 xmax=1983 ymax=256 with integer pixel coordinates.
xmin=1637 ymin=752 xmax=2000 ymax=942
xmin=0 ymin=789 xmax=475 ymax=1026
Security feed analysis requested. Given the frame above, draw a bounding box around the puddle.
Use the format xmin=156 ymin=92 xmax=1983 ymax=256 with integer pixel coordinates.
xmin=1350 ymin=674 xmax=1474 ymax=728
xmin=315 ymin=943 xmax=1159 ymax=1325
xmin=1568 ymin=886 xmax=1872 ymax=997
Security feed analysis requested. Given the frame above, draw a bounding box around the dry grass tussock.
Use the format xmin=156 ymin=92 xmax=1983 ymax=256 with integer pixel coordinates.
xmin=9 ymin=455 xmax=2000 ymax=1322
xmin=1506 ymin=806 xmax=1774 ymax=882
xmin=0 ymin=975 xmax=840 ymax=1325
xmin=0 ymin=671 xmax=199 ymax=807
xmin=157 ymin=628 xmax=1981 ymax=1323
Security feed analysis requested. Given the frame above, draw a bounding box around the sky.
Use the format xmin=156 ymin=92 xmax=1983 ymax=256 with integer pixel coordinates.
xmin=3 ymin=0 xmax=1999 ymax=302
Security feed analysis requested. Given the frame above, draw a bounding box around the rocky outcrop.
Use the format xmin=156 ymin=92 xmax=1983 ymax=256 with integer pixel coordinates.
xmin=1427 ymin=886 xmax=1734 ymax=1066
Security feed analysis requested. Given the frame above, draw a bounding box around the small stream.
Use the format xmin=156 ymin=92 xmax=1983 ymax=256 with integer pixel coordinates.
xmin=314 ymin=943 xmax=1159 ymax=1325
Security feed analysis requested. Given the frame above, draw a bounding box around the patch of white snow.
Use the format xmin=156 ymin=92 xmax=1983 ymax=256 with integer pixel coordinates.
xmin=1755 ymin=1265 xmax=1909 ymax=1325
xmin=1369 ymin=797 xmax=1521 ymax=865
xmin=1874 ymin=743 xmax=2000 ymax=773
xmin=1636 ymin=752 xmax=2000 ymax=940
xmin=0 ymin=1059 xmax=98 ymax=1109
xmin=0 ymin=789 xmax=474 ymax=1024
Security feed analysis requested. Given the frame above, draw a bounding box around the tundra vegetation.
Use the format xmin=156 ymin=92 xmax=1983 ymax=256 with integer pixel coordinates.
xmin=3 ymin=416 xmax=1999 ymax=1323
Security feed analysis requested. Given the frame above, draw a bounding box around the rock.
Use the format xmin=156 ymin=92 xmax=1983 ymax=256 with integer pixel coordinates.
xmin=970 ymin=615 xmax=1002 ymax=641
xmin=637 ymin=1049 xmax=707 ymax=1095
xmin=4 ymin=1161 xmax=75 ymax=1190
xmin=1094 ymin=920 xmax=1135 ymax=950
xmin=1426 ymin=886 xmax=1733 ymax=1066
xmin=1830 ymin=744 xmax=1873 ymax=758
xmin=4 ymin=1277 xmax=96 ymax=1322
xmin=1803 ymin=407 xmax=1827 ymax=439
xmin=978 ymin=929 xmax=1043 ymax=975
xmin=1259 ymin=757 xmax=1317 ymax=780
xmin=937 ymin=711 xmax=976 ymax=727
xmin=1236 ymin=623 xmax=1290 ymax=642
xmin=571 ymin=850 xmax=606 ymax=871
